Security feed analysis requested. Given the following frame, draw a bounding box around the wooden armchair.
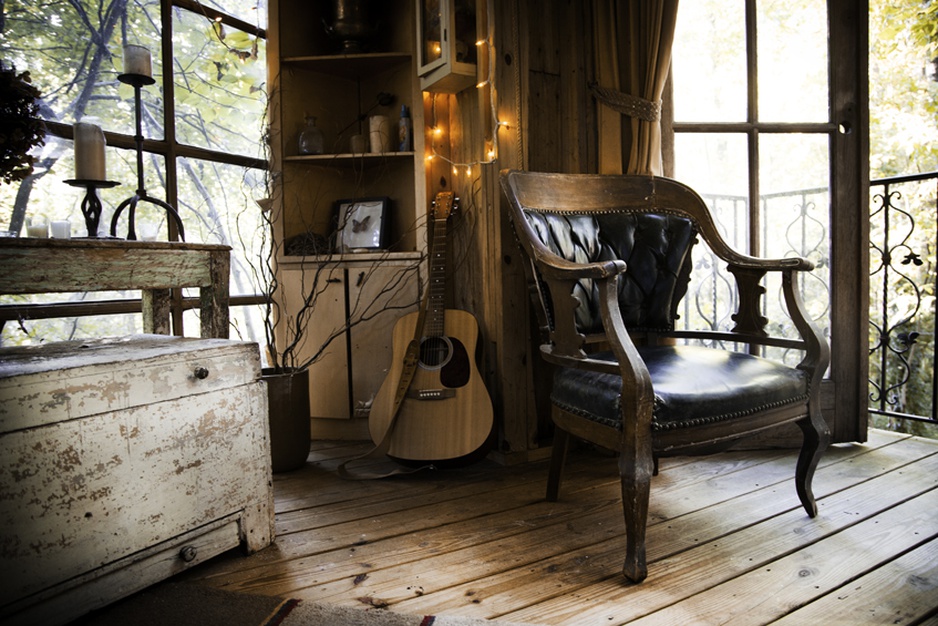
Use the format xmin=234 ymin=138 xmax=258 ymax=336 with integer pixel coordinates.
xmin=499 ymin=170 xmax=830 ymax=583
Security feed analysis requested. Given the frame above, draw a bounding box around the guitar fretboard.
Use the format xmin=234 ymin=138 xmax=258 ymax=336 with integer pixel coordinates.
xmin=426 ymin=212 xmax=448 ymax=338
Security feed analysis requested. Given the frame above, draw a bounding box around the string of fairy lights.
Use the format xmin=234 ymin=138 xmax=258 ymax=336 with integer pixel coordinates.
xmin=424 ymin=35 xmax=509 ymax=178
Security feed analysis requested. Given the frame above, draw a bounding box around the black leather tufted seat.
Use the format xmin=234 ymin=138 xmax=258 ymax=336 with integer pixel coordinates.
xmin=500 ymin=170 xmax=830 ymax=584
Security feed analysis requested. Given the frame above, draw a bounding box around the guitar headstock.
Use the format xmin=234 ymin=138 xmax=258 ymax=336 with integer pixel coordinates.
xmin=431 ymin=191 xmax=458 ymax=220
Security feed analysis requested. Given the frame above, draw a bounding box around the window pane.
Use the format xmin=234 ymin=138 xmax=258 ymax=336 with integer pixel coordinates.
xmin=757 ymin=0 xmax=828 ymax=123
xmin=759 ymin=133 xmax=831 ymax=346
xmin=674 ymin=134 xmax=750 ymax=336
xmin=0 ymin=137 xmax=164 ymax=237
xmin=173 ymin=10 xmax=267 ymax=157
xmin=176 ymin=158 xmax=267 ymax=298
xmin=672 ymin=0 xmax=747 ymax=122
xmin=185 ymin=0 xmax=268 ymax=30
xmin=674 ymin=133 xmax=749 ymax=203
xmin=0 ymin=291 xmax=143 ymax=347
xmin=1 ymin=0 xmax=163 ymax=137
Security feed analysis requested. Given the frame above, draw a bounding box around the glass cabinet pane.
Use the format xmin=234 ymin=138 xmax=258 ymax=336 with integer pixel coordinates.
xmin=419 ymin=0 xmax=444 ymax=72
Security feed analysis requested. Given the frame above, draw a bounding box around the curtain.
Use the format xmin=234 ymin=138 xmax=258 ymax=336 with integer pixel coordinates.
xmin=592 ymin=0 xmax=679 ymax=175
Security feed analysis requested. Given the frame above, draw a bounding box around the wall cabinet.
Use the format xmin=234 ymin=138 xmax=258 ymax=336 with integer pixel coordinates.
xmin=279 ymin=261 xmax=419 ymax=420
xmin=269 ymin=0 xmax=427 ymax=424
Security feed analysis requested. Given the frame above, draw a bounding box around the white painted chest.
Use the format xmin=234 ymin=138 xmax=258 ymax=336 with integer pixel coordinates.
xmin=0 ymin=335 xmax=273 ymax=625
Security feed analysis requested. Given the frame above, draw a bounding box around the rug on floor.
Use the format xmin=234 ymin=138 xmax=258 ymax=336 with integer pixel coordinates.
xmin=266 ymin=597 xmax=538 ymax=626
xmin=69 ymin=581 xmax=537 ymax=626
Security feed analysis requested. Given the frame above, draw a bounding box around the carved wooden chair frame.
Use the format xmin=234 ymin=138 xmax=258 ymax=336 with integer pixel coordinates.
xmin=500 ymin=169 xmax=831 ymax=583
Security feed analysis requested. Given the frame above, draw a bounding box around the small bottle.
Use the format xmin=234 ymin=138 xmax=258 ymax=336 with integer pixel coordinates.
xmin=398 ymin=104 xmax=412 ymax=152
xmin=298 ymin=115 xmax=324 ymax=155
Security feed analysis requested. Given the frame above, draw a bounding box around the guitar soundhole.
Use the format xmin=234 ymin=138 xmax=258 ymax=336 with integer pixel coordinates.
xmin=419 ymin=336 xmax=453 ymax=370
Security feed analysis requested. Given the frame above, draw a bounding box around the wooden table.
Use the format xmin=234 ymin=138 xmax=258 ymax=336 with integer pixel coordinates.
xmin=0 ymin=237 xmax=230 ymax=338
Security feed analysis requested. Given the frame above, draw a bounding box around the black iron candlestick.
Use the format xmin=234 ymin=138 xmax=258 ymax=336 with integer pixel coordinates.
xmin=63 ymin=178 xmax=120 ymax=237
xmin=110 ymin=72 xmax=185 ymax=241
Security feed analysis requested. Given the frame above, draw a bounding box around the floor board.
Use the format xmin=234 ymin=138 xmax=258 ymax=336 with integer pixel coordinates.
xmin=182 ymin=429 xmax=938 ymax=625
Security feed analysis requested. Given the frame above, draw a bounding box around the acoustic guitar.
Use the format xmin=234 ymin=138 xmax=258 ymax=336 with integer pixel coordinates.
xmin=368 ymin=192 xmax=494 ymax=462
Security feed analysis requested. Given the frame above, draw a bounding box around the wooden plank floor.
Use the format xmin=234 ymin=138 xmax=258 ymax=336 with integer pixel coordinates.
xmin=182 ymin=429 xmax=938 ymax=625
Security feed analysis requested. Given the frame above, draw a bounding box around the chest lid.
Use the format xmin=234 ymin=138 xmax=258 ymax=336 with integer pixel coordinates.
xmin=0 ymin=334 xmax=262 ymax=432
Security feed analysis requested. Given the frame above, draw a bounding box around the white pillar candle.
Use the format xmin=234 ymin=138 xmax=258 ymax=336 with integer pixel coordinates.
xmin=74 ymin=121 xmax=107 ymax=181
xmin=123 ymin=44 xmax=152 ymax=77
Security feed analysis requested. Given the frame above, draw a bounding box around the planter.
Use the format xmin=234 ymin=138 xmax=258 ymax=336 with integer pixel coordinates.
xmin=262 ymin=367 xmax=311 ymax=472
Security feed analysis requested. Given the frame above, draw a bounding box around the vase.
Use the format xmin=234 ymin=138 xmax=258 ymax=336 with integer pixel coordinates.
xmin=262 ymin=367 xmax=311 ymax=472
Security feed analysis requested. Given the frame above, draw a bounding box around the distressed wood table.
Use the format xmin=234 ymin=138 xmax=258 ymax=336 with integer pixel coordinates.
xmin=0 ymin=237 xmax=230 ymax=338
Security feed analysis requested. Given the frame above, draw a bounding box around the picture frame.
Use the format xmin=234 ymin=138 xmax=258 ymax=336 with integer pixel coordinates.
xmin=334 ymin=197 xmax=389 ymax=253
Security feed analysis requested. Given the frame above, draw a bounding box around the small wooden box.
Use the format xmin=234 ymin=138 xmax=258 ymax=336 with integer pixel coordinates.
xmin=0 ymin=335 xmax=274 ymax=625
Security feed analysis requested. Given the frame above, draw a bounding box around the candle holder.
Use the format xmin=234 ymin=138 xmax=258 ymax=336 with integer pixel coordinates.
xmin=64 ymin=179 xmax=120 ymax=237
xmin=111 ymin=72 xmax=186 ymax=241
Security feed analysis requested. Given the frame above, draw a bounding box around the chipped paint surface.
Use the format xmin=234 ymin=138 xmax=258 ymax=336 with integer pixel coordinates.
xmin=0 ymin=337 xmax=273 ymax=613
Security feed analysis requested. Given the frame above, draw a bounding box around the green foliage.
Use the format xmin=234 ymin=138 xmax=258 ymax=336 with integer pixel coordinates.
xmin=870 ymin=0 xmax=938 ymax=178
xmin=0 ymin=64 xmax=45 ymax=184
xmin=867 ymin=1 xmax=938 ymax=436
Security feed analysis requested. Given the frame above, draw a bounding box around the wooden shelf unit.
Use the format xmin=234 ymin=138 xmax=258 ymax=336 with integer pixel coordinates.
xmin=268 ymin=0 xmax=427 ymax=424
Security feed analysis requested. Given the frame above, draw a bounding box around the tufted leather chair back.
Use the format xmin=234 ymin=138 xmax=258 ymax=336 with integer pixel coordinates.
xmin=522 ymin=209 xmax=697 ymax=336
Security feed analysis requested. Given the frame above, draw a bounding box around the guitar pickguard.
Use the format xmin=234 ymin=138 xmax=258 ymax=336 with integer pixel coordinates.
xmin=420 ymin=336 xmax=470 ymax=388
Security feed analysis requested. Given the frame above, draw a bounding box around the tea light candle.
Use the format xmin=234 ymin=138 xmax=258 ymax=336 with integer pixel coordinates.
xmin=74 ymin=121 xmax=106 ymax=181
xmin=27 ymin=219 xmax=48 ymax=238
xmin=50 ymin=220 xmax=71 ymax=239
xmin=123 ymin=44 xmax=152 ymax=78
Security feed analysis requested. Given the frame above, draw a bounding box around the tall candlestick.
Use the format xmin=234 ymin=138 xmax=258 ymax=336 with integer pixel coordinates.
xmin=123 ymin=44 xmax=152 ymax=78
xmin=74 ymin=121 xmax=106 ymax=181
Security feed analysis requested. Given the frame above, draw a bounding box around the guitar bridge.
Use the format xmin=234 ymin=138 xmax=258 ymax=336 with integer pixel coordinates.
xmin=407 ymin=388 xmax=456 ymax=400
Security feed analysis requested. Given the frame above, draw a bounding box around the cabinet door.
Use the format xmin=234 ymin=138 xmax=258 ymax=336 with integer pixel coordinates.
xmin=349 ymin=264 xmax=420 ymax=418
xmin=280 ymin=266 xmax=350 ymax=419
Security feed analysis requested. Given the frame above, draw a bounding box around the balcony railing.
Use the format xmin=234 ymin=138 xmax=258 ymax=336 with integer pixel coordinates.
xmin=688 ymin=173 xmax=937 ymax=430
xmin=869 ymin=171 xmax=937 ymax=426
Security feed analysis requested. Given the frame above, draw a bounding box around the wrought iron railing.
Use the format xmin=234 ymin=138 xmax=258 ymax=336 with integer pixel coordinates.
xmin=869 ymin=171 xmax=937 ymax=426
xmin=686 ymin=175 xmax=936 ymax=428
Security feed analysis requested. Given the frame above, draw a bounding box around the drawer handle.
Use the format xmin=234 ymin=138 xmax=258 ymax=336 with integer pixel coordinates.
xmin=180 ymin=545 xmax=198 ymax=562
xmin=193 ymin=366 xmax=210 ymax=380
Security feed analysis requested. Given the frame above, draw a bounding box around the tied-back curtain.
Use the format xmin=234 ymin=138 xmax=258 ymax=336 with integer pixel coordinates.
xmin=592 ymin=0 xmax=679 ymax=175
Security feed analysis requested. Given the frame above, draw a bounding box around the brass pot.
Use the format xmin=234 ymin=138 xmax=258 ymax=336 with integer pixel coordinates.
xmin=324 ymin=0 xmax=377 ymax=54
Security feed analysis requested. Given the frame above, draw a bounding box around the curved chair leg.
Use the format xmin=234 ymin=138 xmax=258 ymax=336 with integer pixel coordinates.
xmin=547 ymin=426 xmax=570 ymax=502
xmin=795 ymin=408 xmax=831 ymax=518
xmin=618 ymin=449 xmax=653 ymax=583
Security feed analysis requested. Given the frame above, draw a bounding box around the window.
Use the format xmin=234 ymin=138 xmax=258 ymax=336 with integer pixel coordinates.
xmin=0 ymin=0 xmax=269 ymax=346
xmin=670 ymin=0 xmax=868 ymax=441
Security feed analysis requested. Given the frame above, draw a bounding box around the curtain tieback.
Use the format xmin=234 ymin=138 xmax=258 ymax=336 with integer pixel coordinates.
xmin=589 ymin=81 xmax=661 ymax=122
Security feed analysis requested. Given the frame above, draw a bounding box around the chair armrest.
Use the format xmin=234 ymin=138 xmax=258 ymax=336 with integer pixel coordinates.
xmin=540 ymin=272 xmax=656 ymax=436
xmin=532 ymin=246 xmax=627 ymax=281
xmin=726 ymin=254 xmax=814 ymax=272
xmin=532 ymin=246 xmax=627 ymax=357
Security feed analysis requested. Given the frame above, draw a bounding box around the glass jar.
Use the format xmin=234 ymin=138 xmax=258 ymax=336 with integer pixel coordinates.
xmin=298 ymin=115 xmax=324 ymax=155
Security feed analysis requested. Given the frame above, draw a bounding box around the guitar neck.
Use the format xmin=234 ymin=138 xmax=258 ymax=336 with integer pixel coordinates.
xmin=426 ymin=214 xmax=448 ymax=338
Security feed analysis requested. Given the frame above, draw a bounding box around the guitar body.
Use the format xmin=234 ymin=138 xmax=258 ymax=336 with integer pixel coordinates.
xmin=369 ymin=308 xmax=494 ymax=461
